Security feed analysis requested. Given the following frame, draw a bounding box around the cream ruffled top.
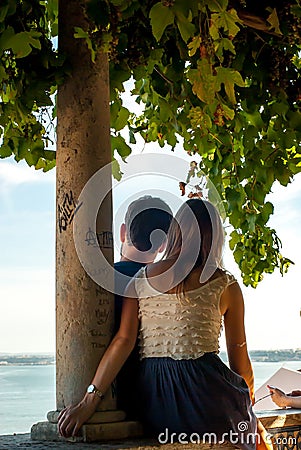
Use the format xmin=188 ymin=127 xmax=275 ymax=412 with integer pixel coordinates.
xmin=134 ymin=267 xmax=236 ymax=360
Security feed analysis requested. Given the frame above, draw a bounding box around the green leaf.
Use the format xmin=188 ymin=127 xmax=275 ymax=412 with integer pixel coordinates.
xmin=216 ymin=67 xmax=245 ymax=104
xmin=188 ymin=59 xmax=217 ymax=104
xmin=158 ymin=98 xmax=172 ymax=122
xmin=113 ymin=106 xmax=129 ymax=131
xmin=253 ymin=183 xmax=265 ymax=205
xmin=149 ymin=3 xmax=175 ymax=42
xmin=221 ymin=102 xmax=235 ymax=120
xmin=267 ymin=8 xmax=282 ymax=35
xmin=111 ymin=158 xmax=122 ymax=181
xmin=0 ymin=144 xmax=12 ymax=158
xmin=0 ymin=1 xmax=16 ymax=21
xmin=188 ymin=36 xmax=201 ymax=57
xmin=287 ymin=111 xmax=301 ymax=132
xmin=229 ymin=229 xmax=241 ymax=250
xmin=0 ymin=28 xmax=42 ymax=58
xmin=207 ymin=0 xmax=228 ymax=12
xmin=225 ymin=186 xmax=245 ymax=211
xmin=211 ymin=9 xmax=242 ymax=39
xmin=86 ymin=0 xmax=110 ymax=27
xmin=111 ymin=134 xmax=131 ymax=159
xmin=261 ymin=202 xmax=274 ymax=224
xmin=291 ymin=5 xmax=301 ymax=19
xmin=74 ymin=27 xmax=96 ymax=62
xmin=214 ymin=37 xmax=236 ymax=61
xmin=174 ymin=10 xmax=196 ymax=43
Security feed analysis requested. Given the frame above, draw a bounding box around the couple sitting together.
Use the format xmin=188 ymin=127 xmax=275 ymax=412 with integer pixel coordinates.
xmin=58 ymin=195 xmax=271 ymax=450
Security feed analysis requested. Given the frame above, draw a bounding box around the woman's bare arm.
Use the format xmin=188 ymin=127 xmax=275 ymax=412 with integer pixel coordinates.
xmin=220 ymin=281 xmax=255 ymax=402
xmin=58 ymin=290 xmax=139 ymax=438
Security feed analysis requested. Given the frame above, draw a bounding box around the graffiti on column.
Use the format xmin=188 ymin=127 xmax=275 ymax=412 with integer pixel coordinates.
xmin=90 ymin=285 xmax=113 ymax=349
xmin=85 ymin=228 xmax=113 ymax=249
xmin=91 ymin=342 xmax=107 ymax=349
xmin=96 ymin=286 xmax=110 ymax=306
xmin=58 ymin=190 xmax=82 ymax=233
xmin=95 ymin=308 xmax=110 ymax=325
xmin=97 ymin=231 xmax=113 ymax=248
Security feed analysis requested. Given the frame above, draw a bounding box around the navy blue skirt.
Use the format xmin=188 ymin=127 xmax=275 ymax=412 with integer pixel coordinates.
xmin=137 ymin=353 xmax=257 ymax=450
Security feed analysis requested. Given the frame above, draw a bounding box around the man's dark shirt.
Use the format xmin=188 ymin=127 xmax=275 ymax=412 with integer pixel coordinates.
xmin=114 ymin=260 xmax=145 ymax=419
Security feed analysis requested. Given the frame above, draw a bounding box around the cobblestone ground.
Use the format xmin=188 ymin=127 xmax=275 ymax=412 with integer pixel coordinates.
xmin=0 ymin=434 xmax=155 ymax=450
xmin=0 ymin=434 xmax=233 ymax=450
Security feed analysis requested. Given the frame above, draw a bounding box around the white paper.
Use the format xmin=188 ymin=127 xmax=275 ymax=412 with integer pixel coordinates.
xmin=254 ymin=367 xmax=301 ymax=411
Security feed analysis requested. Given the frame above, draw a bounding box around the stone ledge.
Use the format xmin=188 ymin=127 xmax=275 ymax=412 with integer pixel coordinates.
xmin=257 ymin=409 xmax=301 ymax=429
xmin=47 ymin=410 xmax=127 ymax=424
xmin=31 ymin=420 xmax=144 ymax=443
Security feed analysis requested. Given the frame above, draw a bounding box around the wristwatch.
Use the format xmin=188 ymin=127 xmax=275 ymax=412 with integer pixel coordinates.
xmin=87 ymin=384 xmax=105 ymax=399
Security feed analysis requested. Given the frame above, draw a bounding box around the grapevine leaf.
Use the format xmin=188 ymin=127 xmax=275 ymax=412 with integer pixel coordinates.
xmin=149 ymin=3 xmax=175 ymax=42
xmin=174 ymin=10 xmax=196 ymax=43
xmin=188 ymin=59 xmax=217 ymax=104
xmin=211 ymin=9 xmax=242 ymax=38
xmin=111 ymin=134 xmax=131 ymax=159
xmin=0 ymin=29 xmax=41 ymax=58
xmin=216 ymin=67 xmax=245 ymax=103
xmin=267 ymin=8 xmax=282 ymax=35
xmin=188 ymin=36 xmax=201 ymax=57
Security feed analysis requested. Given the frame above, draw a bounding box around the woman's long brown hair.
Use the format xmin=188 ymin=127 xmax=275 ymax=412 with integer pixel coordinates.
xmin=163 ymin=199 xmax=224 ymax=298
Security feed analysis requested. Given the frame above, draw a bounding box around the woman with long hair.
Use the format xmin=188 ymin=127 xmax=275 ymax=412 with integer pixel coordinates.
xmin=58 ymin=199 xmax=269 ymax=450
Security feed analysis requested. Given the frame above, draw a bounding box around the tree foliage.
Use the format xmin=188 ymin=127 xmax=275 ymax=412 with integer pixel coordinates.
xmin=1 ymin=0 xmax=301 ymax=286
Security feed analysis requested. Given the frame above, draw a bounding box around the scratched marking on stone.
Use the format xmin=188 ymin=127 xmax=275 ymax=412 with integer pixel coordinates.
xmin=89 ymin=329 xmax=108 ymax=337
xmin=91 ymin=342 xmax=107 ymax=349
xmin=95 ymin=308 xmax=110 ymax=325
xmin=96 ymin=287 xmax=110 ymax=306
xmin=58 ymin=191 xmax=81 ymax=233
xmin=85 ymin=228 xmax=113 ymax=249
xmin=97 ymin=231 xmax=113 ymax=249
xmin=85 ymin=227 xmax=98 ymax=247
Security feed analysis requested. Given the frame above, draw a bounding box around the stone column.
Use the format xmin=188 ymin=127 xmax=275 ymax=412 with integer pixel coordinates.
xmin=31 ymin=0 xmax=142 ymax=441
xmin=54 ymin=0 xmax=114 ymax=413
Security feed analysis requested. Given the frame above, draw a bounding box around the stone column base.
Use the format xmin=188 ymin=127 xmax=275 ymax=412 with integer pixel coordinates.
xmin=31 ymin=410 xmax=144 ymax=443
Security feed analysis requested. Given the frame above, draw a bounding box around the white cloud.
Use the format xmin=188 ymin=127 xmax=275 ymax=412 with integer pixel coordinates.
xmin=268 ymin=173 xmax=301 ymax=203
xmin=0 ymin=159 xmax=55 ymax=190
xmin=0 ymin=268 xmax=55 ymax=353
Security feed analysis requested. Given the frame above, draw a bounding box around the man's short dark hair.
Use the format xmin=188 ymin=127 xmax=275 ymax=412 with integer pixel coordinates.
xmin=124 ymin=196 xmax=172 ymax=252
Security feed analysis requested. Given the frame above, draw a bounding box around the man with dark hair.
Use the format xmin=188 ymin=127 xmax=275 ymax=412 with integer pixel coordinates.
xmin=114 ymin=196 xmax=173 ymax=419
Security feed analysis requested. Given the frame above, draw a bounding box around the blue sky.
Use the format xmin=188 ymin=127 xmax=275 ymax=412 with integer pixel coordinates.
xmin=0 ymin=150 xmax=300 ymax=353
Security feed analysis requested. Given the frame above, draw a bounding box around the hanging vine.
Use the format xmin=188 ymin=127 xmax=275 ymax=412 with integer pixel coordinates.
xmin=0 ymin=0 xmax=301 ymax=286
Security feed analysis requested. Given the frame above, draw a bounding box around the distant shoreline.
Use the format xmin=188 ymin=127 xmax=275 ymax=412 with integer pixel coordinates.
xmin=0 ymin=354 xmax=55 ymax=366
xmin=0 ymin=349 xmax=300 ymax=366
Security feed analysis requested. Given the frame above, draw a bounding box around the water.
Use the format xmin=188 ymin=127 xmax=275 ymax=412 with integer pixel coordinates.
xmin=0 ymin=361 xmax=300 ymax=435
xmin=0 ymin=365 xmax=55 ymax=435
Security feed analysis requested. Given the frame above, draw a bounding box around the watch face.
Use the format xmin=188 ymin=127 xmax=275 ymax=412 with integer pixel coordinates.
xmin=87 ymin=384 xmax=95 ymax=393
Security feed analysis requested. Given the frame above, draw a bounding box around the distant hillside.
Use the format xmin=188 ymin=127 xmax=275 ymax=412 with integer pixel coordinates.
xmin=0 ymin=349 xmax=300 ymax=365
xmin=0 ymin=354 xmax=55 ymax=366
xmin=220 ymin=349 xmax=301 ymax=363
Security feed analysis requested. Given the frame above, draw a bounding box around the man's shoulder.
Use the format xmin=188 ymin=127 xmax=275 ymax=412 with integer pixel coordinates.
xmin=114 ymin=261 xmax=145 ymax=278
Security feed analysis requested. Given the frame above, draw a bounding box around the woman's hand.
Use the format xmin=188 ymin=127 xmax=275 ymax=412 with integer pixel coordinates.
xmin=267 ymin=385 xmax=289 ymax=408
xmin=57 ymin=396 xmax=98 ymax=438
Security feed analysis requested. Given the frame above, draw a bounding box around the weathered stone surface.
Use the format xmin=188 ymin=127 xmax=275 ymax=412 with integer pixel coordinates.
xmin=55 ymin=0 xmax=114 ymax=413
xmin=47 ymin=410 xmax=126 ymax=424
xmin=257 ymin=408 xmax=301 ymax=428
xmin=31 ymin=422 xmax=62 ymax=442
xmin=0 ymin=433 xmax=237 ymax=450
xmin=82 ymin=421 xmax=144 ymax=442
xmin=30 ymin=420 xmax=143 ymax=443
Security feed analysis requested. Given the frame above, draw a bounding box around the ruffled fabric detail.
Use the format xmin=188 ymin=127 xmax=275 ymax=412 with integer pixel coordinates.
xmin=134 ymin=267 xmax=236 ymax=360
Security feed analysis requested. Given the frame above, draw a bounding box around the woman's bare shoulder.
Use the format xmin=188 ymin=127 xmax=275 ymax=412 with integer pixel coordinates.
xmin=146 ymin=258 xmax=176 ymax=277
